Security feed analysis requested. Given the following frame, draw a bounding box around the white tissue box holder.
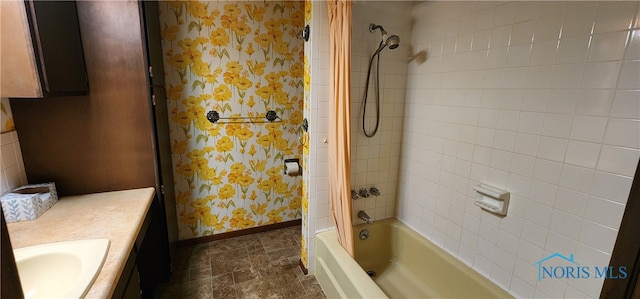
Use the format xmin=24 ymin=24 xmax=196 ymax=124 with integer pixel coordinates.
xmin=1 ymin=183 xmax=58 ymax=223
xmin=473 ymin=184 xmax=509 ymax=216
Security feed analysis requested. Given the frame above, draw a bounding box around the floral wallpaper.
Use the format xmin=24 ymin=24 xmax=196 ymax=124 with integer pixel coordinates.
xmin=158 ymin=1 xmax=305 ymax=240
xmin=1 ymin=98 xmax=15 ymax=133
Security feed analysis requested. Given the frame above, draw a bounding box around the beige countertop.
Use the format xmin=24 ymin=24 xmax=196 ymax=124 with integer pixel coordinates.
xmin=6 ymin=187 xmax=155 ymax=299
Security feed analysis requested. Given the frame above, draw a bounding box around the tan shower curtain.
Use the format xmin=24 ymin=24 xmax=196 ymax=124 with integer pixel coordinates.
xmin=327 ymin=0 xmax=354 ymax=256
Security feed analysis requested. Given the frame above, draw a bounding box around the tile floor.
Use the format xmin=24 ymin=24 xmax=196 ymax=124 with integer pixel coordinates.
xmin=155 ymin=225 xmax=326 ymax=299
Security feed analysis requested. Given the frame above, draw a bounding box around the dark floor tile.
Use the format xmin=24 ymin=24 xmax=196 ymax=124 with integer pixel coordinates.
xmin=211 ymin=251 xmax=251 ymax=276
xmin=182 ymin=277 xmax=214 ymax=299
xmin=298 ymin=291 xmax=327 ymax=299
xmin=248 ymin=249 xmax=271 ymax=266
xmin=155 ymin=225 xmax=326 ymax=299
xmin=212 ymin=285 xmax=237 ymax=299
xmin=281 ymin=281 xmax=306 ymax=299
xmin=189 ymin=263 xmax=212 ymax=281
xmin=212 ymin=272 xmax=235 ymax=290
xmin=266 ymin=245 xmax=299 ymax=262
xmin=235 ymin=276 xmax=282 ymax=299
xmin=300 ymin=276 xmax=323 ymax=295
xmin=233 ymin=267 xmax=260 ymax=284
xmin=260 ymin=230 xmax=299 ymax=252
xmin=205 ymin=237 xmax=246 ymax=255
xmin=189 ymin=252 xmax=211 ymax=270
xmin=242 ymin=234 xmax=264 ymax=252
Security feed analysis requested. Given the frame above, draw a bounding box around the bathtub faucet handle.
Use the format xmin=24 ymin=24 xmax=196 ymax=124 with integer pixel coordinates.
xmin=369 ymin=187 xmax=380 ymax=196
xmin=358 ymin=188 xmax=370 ymax=198
xmin=351 ymin=189 xmax=359 ymax=200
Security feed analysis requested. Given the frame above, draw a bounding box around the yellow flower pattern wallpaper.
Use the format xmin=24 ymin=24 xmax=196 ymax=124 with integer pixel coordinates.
xmin=158 ymin=1 xmax=305 ymax=240
xmin=1 ymin=98 xmax=15 ymax=133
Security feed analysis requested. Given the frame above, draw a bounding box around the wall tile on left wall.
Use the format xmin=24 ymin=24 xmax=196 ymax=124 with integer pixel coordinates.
xmin=0 ymin=130 xmax=27 ymax=195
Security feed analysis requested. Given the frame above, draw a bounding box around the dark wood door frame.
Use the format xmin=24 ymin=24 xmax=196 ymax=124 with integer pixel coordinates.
xmin=601 ymin=159 xmax=640 ymax=298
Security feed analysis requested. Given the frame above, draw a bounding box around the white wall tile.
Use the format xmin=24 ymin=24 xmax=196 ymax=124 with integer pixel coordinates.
xmin=564 ymin=140 xmax=601 ymax=169
xmin=584 ymin=196 xmax=625 ymax=229
xmin=578 ymin=220 xmax=618 ymax=253
xmin=617 ymin=61 xmax=640 ymax=90
xmin=625 ymin=30 xmax=640 ymax=60
xmin=559 ymin=164 xmax=594 ymax=194
xmin=604 ymin=118 xmax=640 ymax=148
xmin=610 ymin=91 xmax=640 ymax=119
xmin=529 ymin=41 xmax=557 ymax=66
xmin=549 ymin=209 xmax=582 ymax=239
xmin=513 ymin=133 xmax=539 ymax=156
xmin=575 ymin=90 xmax=614 ymax=117
xmin=554 ymin=187 xmax=589 ymax=217
xmin=517 ymin=112 xmax=544 ymax=135
xmin=551 ymin=63 xmax=584 ymax=89
xmin=513 ymin=2 xmax=538 ymax=23
xmin=582 ymin=62 xmax=622 ymax=89
xmin=490 ymin=25 xmax=512 ymax=49
xmin=506 ymin=44 xmax=532 ymax=67
xmin=588 ymin=31 xmax=629 ymax=62
xmin=555 ymin=36 xmax=589 ymax=64
xmin=509 ymin=277 xmax=535 ymax=299
xmin=597 ymin=145 xmax=640 ymax=177
xmin=590 ymin=171 xmax=633 ymax=204
xmin=534 ymin=14 xmax=563 ymax=43
xmin=0 ymin=131 xmax=27 ymax=195
xmin=570 ymin=116 xmax=608 ymax=143
xmin=398 ymin=3 xmax=640 ymax=298
xmin=561 ymin=8 xmax=596 ymax=39
xmin=533 ymin=158 xmax=563 ymax=184
xmin=593 ymin=1 xmax=636 ymax=34
xmin=541 ymin=114 xmax=573 ymax=138
xmin=537 ymin=136 xmax=567 ymax=162
xmin=510 ymin=20 xmax=535 ymax=45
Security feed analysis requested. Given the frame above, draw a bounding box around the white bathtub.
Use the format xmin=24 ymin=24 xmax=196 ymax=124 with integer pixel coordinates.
xmin=315 ymin=218 xmax=513 ymax=298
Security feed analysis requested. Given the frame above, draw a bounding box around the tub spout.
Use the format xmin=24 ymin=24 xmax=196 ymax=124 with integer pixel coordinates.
xmin=358 ymin=211 xmax=373 ymax=224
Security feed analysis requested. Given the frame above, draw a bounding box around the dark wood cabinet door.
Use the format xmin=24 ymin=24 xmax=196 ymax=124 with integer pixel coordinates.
xmin=25 ymin=0 xmax=89 ymax=96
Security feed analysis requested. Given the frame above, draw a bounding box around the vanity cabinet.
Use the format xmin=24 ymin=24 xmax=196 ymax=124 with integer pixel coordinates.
xmin=113 ymin=248 xmax=140 ymax=299
xmin=112 ymin=203 xmax=152 ymax=299
xmin=0 ymin=0 xmax=88 ymax=98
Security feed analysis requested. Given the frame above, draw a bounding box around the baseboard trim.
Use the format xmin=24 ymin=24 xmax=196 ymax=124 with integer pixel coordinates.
xmin=177 ymin=219 xmax=302 ymax=247
xmin=299 ymin=259 xmax=309 ymax=275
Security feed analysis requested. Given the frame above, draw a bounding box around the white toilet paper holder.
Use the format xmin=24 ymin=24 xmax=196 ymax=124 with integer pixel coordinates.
xmin=284 ymin=158 xmax=301 ymax=176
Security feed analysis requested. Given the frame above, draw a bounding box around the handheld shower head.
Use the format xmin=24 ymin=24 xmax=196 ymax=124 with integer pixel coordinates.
xmin=386 ymin=35 xmax=400 ymax=49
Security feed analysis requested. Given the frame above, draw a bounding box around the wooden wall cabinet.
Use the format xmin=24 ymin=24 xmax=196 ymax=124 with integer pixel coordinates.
xmin=0 ymin=0 xmax=89 ymax=98
xmin=0 ymin=1 xmax=41 ymax=98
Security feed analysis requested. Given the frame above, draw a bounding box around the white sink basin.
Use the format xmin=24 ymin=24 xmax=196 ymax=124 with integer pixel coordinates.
xmin=13 ymin=239 xmax=110 ymax=299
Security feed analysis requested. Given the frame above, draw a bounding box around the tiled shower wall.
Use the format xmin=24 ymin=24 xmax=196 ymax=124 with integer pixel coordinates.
xmin=398 ymin=1 xmax=640 ymax=298
xmin=350 ymin=2 xmax=411 ymax=223
xmin=1 ymin=131 xmax=27 ymax=195
xmin=302 ymin=0 xmax=411 ymax=272
xmin=0 ymin=99 xmax=26 ymax=195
